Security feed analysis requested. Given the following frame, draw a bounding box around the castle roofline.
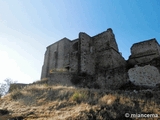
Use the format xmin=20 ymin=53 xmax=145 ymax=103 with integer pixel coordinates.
xmin=131 ymin=38 xmax=160 ymax=50
xmin=92 ymin=28 xmax=113 ymax=38
xmin=132 ymin=38 xmax=158 ymax=46
xmin=47 ymin=37 xmax=71 ymax=48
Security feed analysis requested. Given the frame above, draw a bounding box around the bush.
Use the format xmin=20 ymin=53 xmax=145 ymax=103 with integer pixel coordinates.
xmin=71 ymin=91 xmax=87 ymax=103
xmin=0 ymin=78 xmax=17 ymax=96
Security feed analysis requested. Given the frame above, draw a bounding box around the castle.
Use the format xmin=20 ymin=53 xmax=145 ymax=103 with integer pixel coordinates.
xmin=41 ymin=28 xmax=160 ymax=89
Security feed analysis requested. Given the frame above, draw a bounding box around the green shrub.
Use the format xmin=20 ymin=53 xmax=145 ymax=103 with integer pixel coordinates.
xmin=71 ymin=91 xmax=87 ymax=103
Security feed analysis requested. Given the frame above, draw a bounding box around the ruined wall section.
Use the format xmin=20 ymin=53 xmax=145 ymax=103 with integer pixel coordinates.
xmin=48 ymin=42 xmax=58 ymax=71
xmin=128 ymin=39 xmax=160 ymax=65
xmin=95 ymin=48 xmax=127 ymax=89
xmin=69 ymin=39 xmax=79 ymax=72
xmin=95 ymin=49 xmax=126 ymax=70
xmin=79 ymin=32 xmax=95 ymax=75
xmin=41 ymin=48 xmax=50 ymax=79
xmin=93 ymin=28 xmax=125 ymax=70
xmin=56 ymin=38 xmax=71 ymax=69
xmin=91 ymin=28 xmax=127 ymax=89
xmin=63 ymin=39 xmax=72 ymax=70
xmin=93 ymin=28 xmax=119 ymax=53
xmin=92 ymin=28 xmax=127 ymax=89
xmin=96 ymin=67 xmax=128 ymax=89
xmin=131 ymin=39 xmax=160 ymax=55
xmin=41 ymin=38 xmax=72 ymax=79
xmin=48 ymin=72 xmax=74 ymax=86
xmin=110 ymin=49 xmax=126 ymax=67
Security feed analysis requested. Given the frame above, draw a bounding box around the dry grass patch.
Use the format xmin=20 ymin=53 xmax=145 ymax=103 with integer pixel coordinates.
xmin=10 ymin=89 xmax=24 ymax=100
xmin=1 ymin=84 xmax=160 ymax=120
xmin=119 ymin=96 xmax=135 ymax=107
xmin=99 ymin=94 xmax=117 ymax=105
xmin=8 ymin=84 xmax=77 ymax=106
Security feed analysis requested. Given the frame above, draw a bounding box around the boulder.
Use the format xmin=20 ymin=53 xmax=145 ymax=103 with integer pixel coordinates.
xmin=128 ymin=65 xmax=160 ymax=87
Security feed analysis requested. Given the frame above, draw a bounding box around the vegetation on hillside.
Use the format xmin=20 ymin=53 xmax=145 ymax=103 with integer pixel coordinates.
xmin=0 ymin=78 xmax=17 ymax=96
xmin=0 ymin=80 xmax=160 ymax=120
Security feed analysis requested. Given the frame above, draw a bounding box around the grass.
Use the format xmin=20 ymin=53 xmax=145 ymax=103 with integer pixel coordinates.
xmin=99 ymin=94 xmax=117 ymax=105
xmin=10 ymin=89 xmax=23 ymax=100
xmin=70 ymin=91 xmax=88 ymax=103
xmin=0 ymin=83 xmax=160 ymax=120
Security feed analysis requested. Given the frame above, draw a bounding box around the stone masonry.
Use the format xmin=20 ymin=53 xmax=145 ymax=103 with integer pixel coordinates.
xmin=41 ymin=28 xmax=160 ymax=89
xmin=128 ymin=39 xmax=160 ymax=66
xmin=128 ymin=65 xmax=160 ymax=87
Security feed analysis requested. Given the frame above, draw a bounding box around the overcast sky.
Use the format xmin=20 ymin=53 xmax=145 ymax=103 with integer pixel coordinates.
xmin=0 ymin=0 xmax=160 ymax=83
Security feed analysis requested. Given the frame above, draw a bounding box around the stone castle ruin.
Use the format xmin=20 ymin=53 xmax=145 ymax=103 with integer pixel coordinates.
xmin=41 ymin=28 xmax=160 ymax=90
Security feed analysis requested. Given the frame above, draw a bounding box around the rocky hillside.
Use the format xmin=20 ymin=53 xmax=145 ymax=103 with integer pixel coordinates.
xmin=0 ymin=80 xmax=160 ymax=120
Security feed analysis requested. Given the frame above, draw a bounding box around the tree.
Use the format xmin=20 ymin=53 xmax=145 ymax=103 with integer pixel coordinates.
xmin=0 ymin=78 xmax=17 ymax=96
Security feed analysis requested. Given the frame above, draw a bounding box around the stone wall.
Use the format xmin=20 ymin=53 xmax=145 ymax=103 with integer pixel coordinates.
xmin=48 ymin=72 xmax=74 ymax=86
xmin=128 ymin=39 xmax=160 ymax=66
xmin=41 ymin=47 xmax=50 ymax=79
xmin=96 ymin=66 xmax=128 ymax=89
xmin=96 ymin=48 xmax=126 ymax=70
xmin=41 ymin=38 xmax=72 ymax=79
xmin=49 ymin=38 xmax=71 ymax=70
xmin=131 ymin=39 xmax=159 ymax=56
xmin=79 ymin=32 xmax=95 ymax=75
xmin=93 ymin=28 xmax=119 ymax=53
xmin=69 ymin=39 xmax=79 ymax=72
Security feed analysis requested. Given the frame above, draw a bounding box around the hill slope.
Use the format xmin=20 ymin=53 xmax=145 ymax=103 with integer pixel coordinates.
xmin=0 ymin=82 xmax=160 ymax=120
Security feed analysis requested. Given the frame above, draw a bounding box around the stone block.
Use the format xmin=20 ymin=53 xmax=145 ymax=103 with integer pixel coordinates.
xmin=128 ymin=65 xmax=160 ymax=87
